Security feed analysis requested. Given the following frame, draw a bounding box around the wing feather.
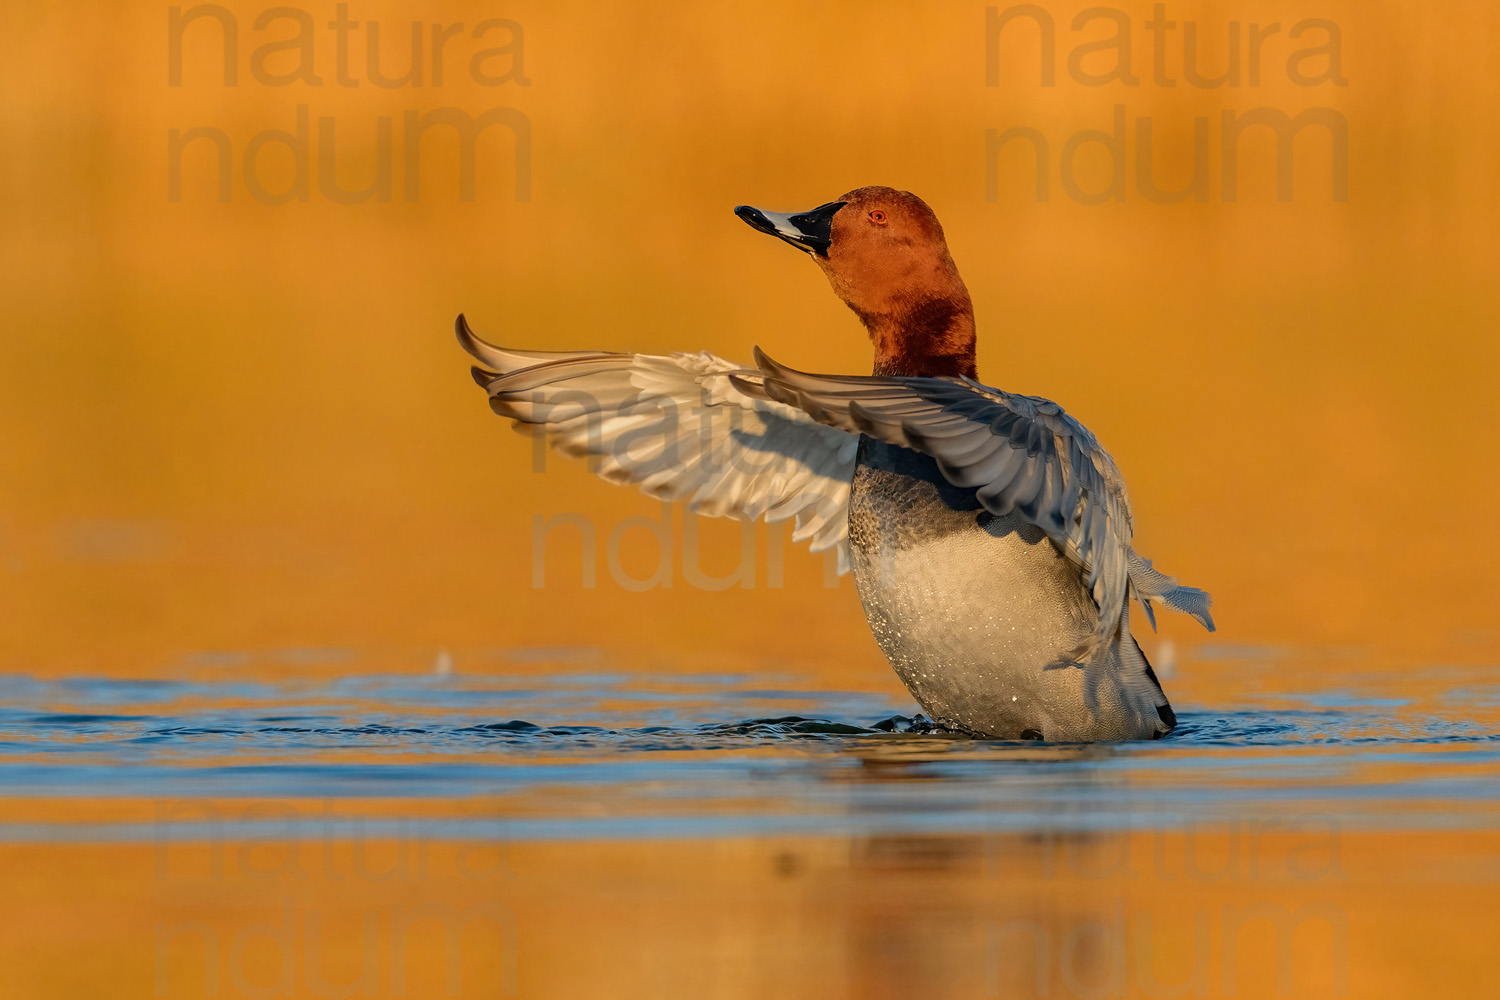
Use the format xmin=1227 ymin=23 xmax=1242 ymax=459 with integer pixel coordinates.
xmin=457 ymin=315 xmax=859 ymax=570
xmin=751 ymin=348 xmax=1214 ymax=660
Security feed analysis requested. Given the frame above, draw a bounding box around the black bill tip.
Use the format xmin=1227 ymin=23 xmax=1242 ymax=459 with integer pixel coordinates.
xmin=734 ymin=205 xmax=776 ymax=236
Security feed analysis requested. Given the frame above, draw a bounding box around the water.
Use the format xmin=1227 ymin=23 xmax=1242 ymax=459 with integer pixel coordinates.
xmin=4 ymin=656 xmax=1498 ymax=839
xmin=5 ymin=651 xmax=1498 ymax=998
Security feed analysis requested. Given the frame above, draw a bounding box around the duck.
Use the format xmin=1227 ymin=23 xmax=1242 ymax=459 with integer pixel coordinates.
xmin=456 ymin=185 xmax=1214 ymax=742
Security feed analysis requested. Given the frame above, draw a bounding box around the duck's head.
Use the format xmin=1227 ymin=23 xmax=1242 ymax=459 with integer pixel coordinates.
xmin=734 ymin=186 xmax=976 ymax=379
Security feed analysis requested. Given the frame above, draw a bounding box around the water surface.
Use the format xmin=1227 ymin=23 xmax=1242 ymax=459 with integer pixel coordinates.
xmin=3 ymin=651 xmax=1498 ymax=999
xmin=3 ymin=654 xmax=1497 ymax=838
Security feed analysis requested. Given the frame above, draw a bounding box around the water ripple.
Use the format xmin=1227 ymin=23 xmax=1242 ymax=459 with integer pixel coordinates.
xmin=0 ymin=668 xmax=1496 ymax=839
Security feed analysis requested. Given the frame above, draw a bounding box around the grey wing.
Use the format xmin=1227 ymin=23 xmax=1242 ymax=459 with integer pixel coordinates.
xmin=457 ymin=315 xmax=860 ymax=569
xmin=747 ymin=348 xmax=1214 ymax=660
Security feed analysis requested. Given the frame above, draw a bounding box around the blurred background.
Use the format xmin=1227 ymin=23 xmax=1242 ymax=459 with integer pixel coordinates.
xmin=2 ymin=1 xmax=1498 ymax=996
xmin=2 ymin=0 xmax=1495 ymax=682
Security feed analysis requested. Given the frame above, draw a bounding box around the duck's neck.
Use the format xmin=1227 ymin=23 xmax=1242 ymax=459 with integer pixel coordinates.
xmin=863 ymin=294 xmax=978 ymax=380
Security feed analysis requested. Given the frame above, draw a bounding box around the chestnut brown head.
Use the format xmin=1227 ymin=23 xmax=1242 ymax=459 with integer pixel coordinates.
xmin=735 ymin=186 xmax=977 ymax=379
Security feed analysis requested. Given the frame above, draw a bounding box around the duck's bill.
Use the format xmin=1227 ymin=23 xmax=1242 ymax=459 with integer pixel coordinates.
xmin=734 ymin=201 xmax=846 ymax=256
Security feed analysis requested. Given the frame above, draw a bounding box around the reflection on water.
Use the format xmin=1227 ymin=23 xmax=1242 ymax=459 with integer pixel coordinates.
xmin=1 ymin=655 xmax=1497 ymax=997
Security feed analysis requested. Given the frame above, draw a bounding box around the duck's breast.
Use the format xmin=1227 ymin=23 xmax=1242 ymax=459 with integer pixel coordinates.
xmin=847 ymin=437 xmax=1161 ymax=740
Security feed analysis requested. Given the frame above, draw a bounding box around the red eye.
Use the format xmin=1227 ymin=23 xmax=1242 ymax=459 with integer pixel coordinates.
xmin=869 ymin=210 xmax=887 ymax=223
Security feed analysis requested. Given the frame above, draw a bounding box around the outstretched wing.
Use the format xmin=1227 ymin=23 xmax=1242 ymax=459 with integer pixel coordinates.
xmin=457 ymin=315 xmax=859 ymax=569
xmin=745 ymin=348 xmax=1213 ymax=659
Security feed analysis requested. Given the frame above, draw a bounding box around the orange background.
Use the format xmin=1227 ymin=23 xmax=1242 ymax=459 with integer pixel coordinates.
xmin=1 ymin=0 xmax=1496 ymax=682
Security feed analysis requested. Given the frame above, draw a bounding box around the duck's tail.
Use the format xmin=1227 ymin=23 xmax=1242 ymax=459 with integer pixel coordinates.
xmin=1127 ymin=550 xmax=1215 ymax=633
